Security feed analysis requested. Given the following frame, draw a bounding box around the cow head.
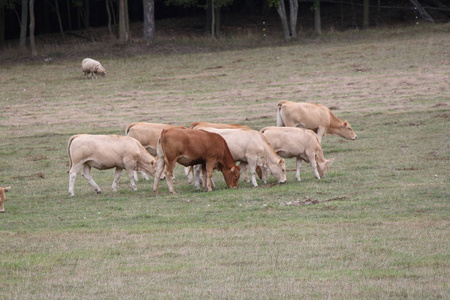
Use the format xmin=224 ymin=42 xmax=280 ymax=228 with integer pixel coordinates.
xmin=268 ymin=158 xmax=287 ymax=184
xmin=0 ymin=186 xmax=11 ymax=213
xmin=222 ymin=165 xmax=241 ymax=188
xmin=316 ymin=158 xmax=334 ymax=179
xmin=342 ymin=121 xmax=357 ymax=140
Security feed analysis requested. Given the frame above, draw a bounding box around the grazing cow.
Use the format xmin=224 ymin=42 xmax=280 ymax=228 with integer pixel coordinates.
xmin=0 ymin=186 xmax=11 ymax=213
xmin=196 ymin=127 xmax=286 ymax=187
xmin=277 ymin=100 xmax=357 ymax=142
xmin=261 ymin=126 xmax=334 ymax=181
xmin=126 ymin=122 xmax=186 ymax=181
xmin=67 ymin=134 xmax=156 ymax=196
xmin=153 ymin=128 xmax=241 ymax=195
xmin=189 ymin=122 xmax=252 ymax=182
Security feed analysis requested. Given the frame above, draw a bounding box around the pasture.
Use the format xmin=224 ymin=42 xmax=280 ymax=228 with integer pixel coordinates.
xmin=0 ymin=24 xmax=449 ymax=299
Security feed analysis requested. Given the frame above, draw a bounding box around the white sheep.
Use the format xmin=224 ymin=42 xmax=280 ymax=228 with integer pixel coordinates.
xmin=81 ymin=58 xmax=106 ymax=79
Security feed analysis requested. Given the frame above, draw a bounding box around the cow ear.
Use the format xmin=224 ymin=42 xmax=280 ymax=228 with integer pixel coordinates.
xmin=151 ymin=160 xmax=156 ymax=166
xmin=231 ymin=166 xmax=235 ymax=173
xmin=326 ymin=158 xmax=334 ymax=166
xmin=343 ymin=121 xmax=349 ymax=128
xmin=279 ymin=158 xmax=285 ymax=166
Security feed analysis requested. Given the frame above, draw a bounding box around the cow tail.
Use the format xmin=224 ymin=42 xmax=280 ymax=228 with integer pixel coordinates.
xmin=277 ymin=101 xmax=286 ymax=127
xmin=67 ymin=135 xmax=78 ymax=173
xmin=125 ymin=122 xmax=136 ymax=135
xmin=188 ymin=122 xmax=199 ymax=129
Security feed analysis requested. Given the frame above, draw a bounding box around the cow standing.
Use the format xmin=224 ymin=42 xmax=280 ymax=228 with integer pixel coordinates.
xmin=195 ymin=127 xmax=287 ymax=187
xmin=153 ymin=128 xmax=241 ymax=194
xmin=277 ymin=100 xmax=357 ymax=142
xmin=67 ymin=134 xmax=156 ymax=196
xmin=261 ymin=127 xmax=334 ymax=181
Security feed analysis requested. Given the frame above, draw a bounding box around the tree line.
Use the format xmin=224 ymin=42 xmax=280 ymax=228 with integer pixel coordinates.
xmin=1 ymin=0 xmax=448 ymax=57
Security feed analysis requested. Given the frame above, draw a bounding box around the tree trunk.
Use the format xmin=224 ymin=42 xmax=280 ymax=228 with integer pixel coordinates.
xmin=211 ymin=0 xmax=215 ymax=39
xmin=119 ymin=0 xmax=129 ymax=43
xmin=143 ymin=0 xmax=155 ymax=43
xmin=314 ymin=0 xmax=322 ymax=35
xmin=20 ymin=0 xmax=28 ymax=49
xmin=288 ymin=0 xmax=298 ymax=38
xmin=409 ymin=0 xmax=435 ymax=23
xmin=0 ymin=4 xmax=4 ymax=50
xmin=66 ymin=0 xmax=72 ymax=30
xmin=54 ymin=0 xmax=65 ymax=40
xmin=276 ymin=0 xmax=290 ymax=41
xmin=363 ymin=0 xmax=369 ymax=29
xmin=29 ymin=0 xmax=37 ymax=57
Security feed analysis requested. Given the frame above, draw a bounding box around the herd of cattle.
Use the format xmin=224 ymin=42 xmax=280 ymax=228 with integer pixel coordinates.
xmin=67 ymin=100 xmax=357 ymax=196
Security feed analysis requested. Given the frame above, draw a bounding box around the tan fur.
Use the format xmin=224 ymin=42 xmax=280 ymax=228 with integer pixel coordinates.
xmin=261 ymin=126 xmax=334 ymax=181
xmin=67 ymin=134 xmax=156 ymax=196
xmin=189 ymin=121 xmax=251 ymax=130
xmin=277 ymin=100 xmax=357 ymax=142
xmin=0 ymin=186 xmax=11 ymax=213
xmin=196 ymin=127 xmax=286 ymax=187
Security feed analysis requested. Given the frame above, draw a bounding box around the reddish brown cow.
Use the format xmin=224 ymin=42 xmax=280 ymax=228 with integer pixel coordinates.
xmin=153 ymin=128 xmax=241 ymax=195
xmin=277 ymin=100 xmax=357 ymax=142
xmin=0 ymin=186 xmax=11 ymax=213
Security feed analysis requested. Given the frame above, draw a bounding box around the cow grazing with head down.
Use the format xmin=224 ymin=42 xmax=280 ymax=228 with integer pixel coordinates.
xmin=261 ymin=126 xmax=334 ymax=181
xmin=126 ymin=122 xmax=186 ymax=181
xmin=195 ymin=127 xmax=287 ymax=187
xmin=67 ymin=134 xmax=157 ymax=196
xmin=0 ymin=186 xmax=11 ymax=213
xmin=153 ymin=128 xmax=241 ymax=195
xmin=277 ymin=100 xmax=357 ymax=142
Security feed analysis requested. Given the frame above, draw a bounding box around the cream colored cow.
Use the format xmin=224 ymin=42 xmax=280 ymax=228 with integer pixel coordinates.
xmin=261 ymin=126 xmax=334 ymax=181
xmin=277 ymin=100 xmax=357 ymax=142
xmin=67 ymin=134 xmax=156 ymax=196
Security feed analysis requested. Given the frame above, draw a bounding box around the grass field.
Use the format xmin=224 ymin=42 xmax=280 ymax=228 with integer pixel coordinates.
xmin=0 ymin=23 xmax=449 ymax=299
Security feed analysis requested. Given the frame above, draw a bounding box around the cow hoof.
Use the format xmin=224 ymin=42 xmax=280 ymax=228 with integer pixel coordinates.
xmin=96 ymin=191 xmax=102 ymax=194
xmin=0 ymin=210 xmax=4 ymax=213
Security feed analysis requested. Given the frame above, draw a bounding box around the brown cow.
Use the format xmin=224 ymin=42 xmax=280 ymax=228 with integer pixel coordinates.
xmin=153 ymin=128 xmax=241 ymax=194
xmin=126 ymin=122 xmax=186 ymax=181
xmin=0 ymin=186 xmax=11 ymax=213
xmin=196 ymin=127 xmax=287 ymax=187
xmin=68 ymin=134 xmax=156 ymax=196
xmin=261 ymin=127 xmax=334 ymax=181
xmin=189 ymin=122 xmax=252 ymax=183
xmin=277 ymin=100 xmax=357 ymax=142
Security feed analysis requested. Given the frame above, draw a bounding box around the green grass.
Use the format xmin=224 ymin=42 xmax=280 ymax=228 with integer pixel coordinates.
xmin=0 ymin=23 xmax=449 ymax=299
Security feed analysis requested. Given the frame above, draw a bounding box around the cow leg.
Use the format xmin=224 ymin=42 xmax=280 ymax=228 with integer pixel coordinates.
xmin=194 ymin=164 xmax=202 ymax=190
xmin=296 ymin=158 xmax=303 ymax=181
xmin=82 ymin=164 xmax=102 ymax=194
xmin=68 ymin=163 xmax=83 ymax=196
xmin=153 ymin=156 xmax=166 ymax=194
xmin=260 ymin=166 xmax=268 ymax=184
xmin=164 ymin=162 xmax=176 ymax=194
xmin=185 ymin=166 xmax=193 ymax=184
xmin=316 ymin=127 xmax=326 ymax=143
xmin=112 ymin=168 xmax=123 ymax=191
xmin=309 ymin=156 xmax=321 ymax=179
xmin=127 ymin=169 xmax=138 ymax=191
xmin=204 ymin=162 xmax=215 ymax=192
xmin=239 ymin=162 xmax=249 ymax=182
xmin=247 ymin=160 xmax=259 ymax=187
xmin=133 ymin=171 xmax=149 ymax=182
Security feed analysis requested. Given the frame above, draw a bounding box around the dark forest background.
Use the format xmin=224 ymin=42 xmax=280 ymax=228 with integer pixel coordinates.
xmin=1 ymin=0 xmax=449 ymax=48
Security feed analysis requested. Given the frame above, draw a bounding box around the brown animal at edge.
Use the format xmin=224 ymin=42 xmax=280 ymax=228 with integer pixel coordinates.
xmin=277 ymin=100 xmax=357 ymax=142
xmin=0 ymin=186 xmax=11 ymax=213
xmin=153 ymin=128 xmax=241 ymax=195
xmin=261 ymin=126 xmax=334 ymax=181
